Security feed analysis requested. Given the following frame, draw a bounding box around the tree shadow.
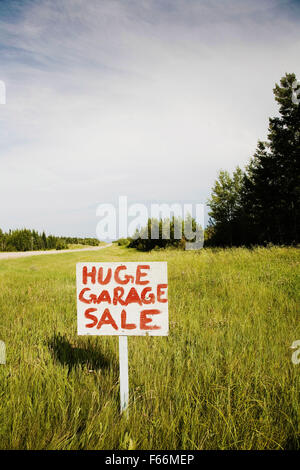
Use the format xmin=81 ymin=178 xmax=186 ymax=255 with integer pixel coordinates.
xmin=48 ymin=333 xmax=116 ymax=372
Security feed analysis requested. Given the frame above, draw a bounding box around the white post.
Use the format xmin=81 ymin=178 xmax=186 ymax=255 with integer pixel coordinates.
xmin=119 ymin=335 xmax=129 ymax=413
xmin=0 ymin=341 xmax=5 ymax=365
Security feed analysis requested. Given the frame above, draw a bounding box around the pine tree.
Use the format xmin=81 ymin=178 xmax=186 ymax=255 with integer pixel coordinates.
xmin=243 ymin=73 xmax=300 ymax=244
xmin=42 ymin=231 xmax=47 ymax=249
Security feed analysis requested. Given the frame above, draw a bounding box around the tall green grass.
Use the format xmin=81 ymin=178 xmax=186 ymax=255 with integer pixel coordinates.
xmin=0 ymin=245 xmax=299 ymax=449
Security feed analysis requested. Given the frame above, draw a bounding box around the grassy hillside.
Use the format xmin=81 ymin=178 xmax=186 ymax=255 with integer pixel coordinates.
xmin=0 ymin=245 xmax=299 ymax=449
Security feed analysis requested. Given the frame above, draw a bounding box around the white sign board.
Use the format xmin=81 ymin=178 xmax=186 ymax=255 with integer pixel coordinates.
xmin=76 ymin=262 xmax=168 ymax=336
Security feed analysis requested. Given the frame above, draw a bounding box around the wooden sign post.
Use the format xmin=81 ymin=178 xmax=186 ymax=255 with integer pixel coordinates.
xmin=76 ymin=262 xmax=168 ymax=413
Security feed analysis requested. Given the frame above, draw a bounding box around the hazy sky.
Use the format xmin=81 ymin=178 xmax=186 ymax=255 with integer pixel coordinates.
xmin=0 ymin=0 xmax=299 ymax=237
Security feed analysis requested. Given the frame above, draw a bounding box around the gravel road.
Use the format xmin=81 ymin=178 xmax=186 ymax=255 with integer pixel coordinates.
xmin=0 ymin=243 xmax=112 ymax=260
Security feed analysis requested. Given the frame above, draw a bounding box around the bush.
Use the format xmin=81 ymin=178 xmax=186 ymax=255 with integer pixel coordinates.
xmin=55 ymin=240 xmax=68 ymax=250
xmin=117 ymin=238 xmax=130 ymax=247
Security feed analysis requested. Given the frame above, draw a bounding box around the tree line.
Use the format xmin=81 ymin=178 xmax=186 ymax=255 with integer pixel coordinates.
xmin=4 ymin=74 xmax=297 ymax=253
xmin=119 ymin=73 xmax=299 ymax=251
xmin=206 ymin=72 xmax=299 ymax=247
xmin=117 ymin=215 xmax=202 ymax=251
xmin=0 ymin=228 xmax=100 ymax=252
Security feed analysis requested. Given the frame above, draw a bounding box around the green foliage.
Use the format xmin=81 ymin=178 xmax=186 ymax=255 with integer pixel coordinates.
xmin=206 ymin=167 xmax=244 ymax=246
xmin=64 ymin=237 xmax=100 ymax=247
xmin=117 ymin=238 xmax=130 ymax=247
xmin=207 ymin=73 xmax=300 ymax=246
xmin=242 ymin=73 xmax=300 ymax=245
xmin=0 ymin=245 xmax=298 ymax=449
xmin=128 ymin=216 xmax=202 ymax=252
xmin=0 ymin=229 xmax=100 ymax=252
xmin=55 ymin=240 xmax=68 ymax=250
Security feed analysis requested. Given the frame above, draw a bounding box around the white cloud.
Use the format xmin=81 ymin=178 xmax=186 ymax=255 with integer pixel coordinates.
xmin=0 ymin=0 xmax=299 ymax=235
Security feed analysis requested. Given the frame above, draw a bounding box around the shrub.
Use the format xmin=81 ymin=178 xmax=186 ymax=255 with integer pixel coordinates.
xmin=55 ymin=240 xmax=68 ymax=250
xmin=117 ymin=238 xmax=130 ymax=247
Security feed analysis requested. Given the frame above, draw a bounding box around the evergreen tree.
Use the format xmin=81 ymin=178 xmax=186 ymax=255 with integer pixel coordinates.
xmin=206 ymin=73 xmax=299 ymax=247
xmin=42 ymin=231 xmax=47 ymax=249
xmin=0 ymin=228 xmax=99 ymax=252
xmin=243 ymin=73 xmax=300 ymax=244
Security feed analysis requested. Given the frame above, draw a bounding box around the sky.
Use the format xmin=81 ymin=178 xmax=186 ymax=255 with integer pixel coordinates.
xmin=0 ymin=0 xmax=299 ymax=238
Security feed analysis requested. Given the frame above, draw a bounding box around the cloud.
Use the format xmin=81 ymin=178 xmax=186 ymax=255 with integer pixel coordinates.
xmin=0 ymin=0 xmax=299 ymax=236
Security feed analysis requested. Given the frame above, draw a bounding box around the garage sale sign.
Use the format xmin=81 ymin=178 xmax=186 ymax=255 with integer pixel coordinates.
xmin=76 ymin=262 xmax=168 ymax=336
xmin=76 ymin=261 xmax=168 ymax=413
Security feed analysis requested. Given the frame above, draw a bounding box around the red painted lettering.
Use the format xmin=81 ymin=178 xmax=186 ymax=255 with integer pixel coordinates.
xmin=79 ymin=287 xmax=92 ymax=304
xmin=82 ymin=266 xmax=96 ymax=284
xmin=84 ymin=308 xmax=98 ymax=328
xmin=121 ymin=309 xmax=136 ymax=330
xmin=113 ymin=287 xmax=126 ymax=305
xmin=140 ymin=309 xmax=161 ymax=330
xmin=114 ymin=265 xmax=130 ymax=284
xmin=136 ymin=265 xmax=150 ymax=285
xmin=97 ymin=290 xmax=111 ymax=304
xmin=98 ymin=267 xmax=112 ymax=285
xmin=157 ymin=284 xmax=168 ymax=303
xmin=141 ymin=287 xmax=155 ymax=304
xmin=125 ymin=287 xmax=142 ymax=305
xmin=97 ymin=308 xmax=118 ymax=330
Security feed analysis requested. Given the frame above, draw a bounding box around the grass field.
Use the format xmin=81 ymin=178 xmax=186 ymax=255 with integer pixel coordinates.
xmin=0 ymin=245 xmax=299 ymax=450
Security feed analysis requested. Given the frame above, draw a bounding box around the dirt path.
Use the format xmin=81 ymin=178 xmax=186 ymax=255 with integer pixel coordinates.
xmin=0 ymin=243 xmax=112 ymax=260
